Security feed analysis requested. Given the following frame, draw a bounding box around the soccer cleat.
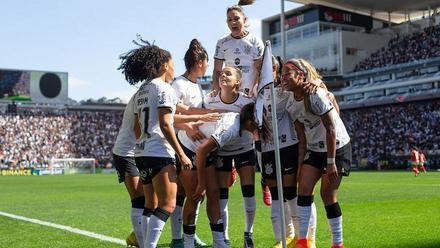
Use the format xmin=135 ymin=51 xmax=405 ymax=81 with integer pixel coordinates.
xmin=228 ymin=166 xmax=237 ymax=187
xmin=126 ymin=231 xmax=139 ymax=247
xmin=295 ymin=238 xmax=309 ymax=248
xmin=273 ymin=241 xmax=282 ymax=248
xmin=194 ymin=234 xmax=208 ymax=247
xmin=244 ymin=232 xmax=254 ymax=248
xmin=308 ymin=239 xmax=316 ymax=248
xmin=286 ymin=236 xmax=296 ymax=248
xmin=262 ymin=185 xmax=272 ymax=206
xmin=170 ymin=238 xmax=184 ymax=248
xmin=331 ymin=244 xmax=344 ymax=248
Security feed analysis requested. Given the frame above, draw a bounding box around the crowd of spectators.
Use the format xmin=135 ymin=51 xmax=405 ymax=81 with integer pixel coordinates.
xmin=0 ymin=110 xmax=122 ymax=168
xmin=341 ymin=99 xmax=440 ymax=168
xmin=1 ymin=99 xmax=439 ymax=170
xmin=354 ymin=24 xmax=440 ymax=72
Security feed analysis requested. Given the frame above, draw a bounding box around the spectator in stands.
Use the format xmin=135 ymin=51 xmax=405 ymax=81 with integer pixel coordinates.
xmin=354 ymin=24 xmax=440 ymax=72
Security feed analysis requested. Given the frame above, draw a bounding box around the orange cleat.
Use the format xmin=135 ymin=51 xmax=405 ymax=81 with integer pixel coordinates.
xmin=295 ymin=239 xmax=309 ymax=248
xmin=331 ymin=244 xmax=344 ymax=248
xmin=262 ymin=185 xmax=272 ymax=206
xmin=228 ymin=165 xmax=237 ymax=187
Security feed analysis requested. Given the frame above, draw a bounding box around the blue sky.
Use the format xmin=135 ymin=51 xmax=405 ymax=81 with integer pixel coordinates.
xmin=0 ymin=0 xmax=300 ymax=102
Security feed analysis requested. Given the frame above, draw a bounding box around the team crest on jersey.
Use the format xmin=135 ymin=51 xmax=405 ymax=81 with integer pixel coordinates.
xmin=244 ymin=45 xmax=252 ymax=55
xmin=234 ymin=48 xmax=241 ymax=55
xmin=158 ymin=91 xmax=166 ymax=104
xmin=281 ymin=134 xmax=286 ymax=143
xmin=265 ymin=163 xmax=273 ymax=175
xmin=234 ymin=58 xmax=240 ymax=65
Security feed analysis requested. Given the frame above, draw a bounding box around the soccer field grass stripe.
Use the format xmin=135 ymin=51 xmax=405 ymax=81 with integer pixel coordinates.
xmin=0 ymin=210 xmax=126 ymax=246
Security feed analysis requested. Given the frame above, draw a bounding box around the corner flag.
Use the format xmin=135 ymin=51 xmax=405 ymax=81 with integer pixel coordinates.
xmin=255 ymin=41 xmax=274 ymax=129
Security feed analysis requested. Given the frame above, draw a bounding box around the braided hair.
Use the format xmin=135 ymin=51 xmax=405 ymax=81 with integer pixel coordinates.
xmin=118 ymin=39 xmax=171 ymax=85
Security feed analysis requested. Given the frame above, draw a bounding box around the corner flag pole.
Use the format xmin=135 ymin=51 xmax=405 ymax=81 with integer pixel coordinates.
xmin=257 ymin=40 xmax=287 ymax=248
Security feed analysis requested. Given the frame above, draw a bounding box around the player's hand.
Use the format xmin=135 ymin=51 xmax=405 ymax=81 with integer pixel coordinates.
xmin=303 ymin=79 xmax=322 ymax=94
xmin=326 ymin=163 xmax=338 ymax=185
xmin=193 ymin=183 xmax=206 ymax=201
xmin=186 ymin=122 xmax=205 ymax=141
xmin=199 ymin=113 xmax=222 ymax=122
xmin=209 ymin=89 xmax=219 ymax=97
xmin=179 ymin=154 xmax=192 ymax=171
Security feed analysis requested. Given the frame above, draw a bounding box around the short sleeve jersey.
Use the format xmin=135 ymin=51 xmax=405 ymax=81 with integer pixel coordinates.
xmin=214 ymin=33 xmax=264 ymax=95
xmin=112 ymin=94 xmax=136 ymax=157
xmin=204 ymin=92 xmax=254 ymax=155
xmin=178 ymin=112 xmax=241 ymax=154
xmin=171 ymin=75 xmax=204 ymax=108
xmin=287 ymin=88 xmax=350 ymax=152
xmin=261 ymin=86 xmax=298 ymax=152
xmin=133 ymin=78 xmax=177 ymax=158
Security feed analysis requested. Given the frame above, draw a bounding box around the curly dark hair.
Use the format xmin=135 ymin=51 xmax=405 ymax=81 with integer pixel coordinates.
xmin=184 ymin=39 xmax=208 ymax=72
xmin=118 ymin=39 xmax=171 ymax=85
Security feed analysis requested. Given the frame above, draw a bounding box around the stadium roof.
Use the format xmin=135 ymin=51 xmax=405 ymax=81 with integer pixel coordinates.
xmin=287 ymin=0 xmax=440 ymax=23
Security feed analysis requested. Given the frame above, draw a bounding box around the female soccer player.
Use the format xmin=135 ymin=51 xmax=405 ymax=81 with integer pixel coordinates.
xmin=171 ymin=39 xmax=210 ymax=248
xmin=281 ymin=59 xmax=351 ymax=248
xmin=112 ymin=93 xmax=145 ymax=248
xmin=119 ymin=41 xmax=192 ymax=248
xmin=258 ymin=56 xmax=317 ymax=248
xmin=213 ymin=5 xmax=264 ymax=97
xmin=204 ymin=66 xmax=255 ymax=247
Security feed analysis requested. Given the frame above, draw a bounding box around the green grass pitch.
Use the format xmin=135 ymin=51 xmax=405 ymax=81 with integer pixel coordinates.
xmin=0 ymin=172 xmax=439 ymax=247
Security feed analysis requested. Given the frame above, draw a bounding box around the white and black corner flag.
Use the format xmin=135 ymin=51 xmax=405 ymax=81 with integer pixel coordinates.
xmin=255 ymin=40 xmax=274 ymax=129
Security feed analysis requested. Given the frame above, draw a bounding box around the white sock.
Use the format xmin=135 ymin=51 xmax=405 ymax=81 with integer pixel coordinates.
xmin=131 ymin=208 xmax=144 ymax=248
xmin=308 ymin=202 xmax=317 ymax=242
xmin=288 ymin=197 xmax=299 ymax=239
xmin=271 ymin=199 xmax=282 ymax=241
xmin=297 ymin=205 xmax=311 ymax=240
xmin=284 ymin=201 xmax=294 ymax=238
xmin=243 ymin=196 xmax=256 ymax=233
xmin=210 ymin=221 xmax=227 ymax=248
xmin=141 ymin=214 xmax=150 ymax=248
xmin=145 ymin=211 xmax=168 ymax=248
xmin=170 ymin=204 xmax=183 ymax=239
xmin=328 ymin=216 xmax=343 ymax=245
xmin=219 ymin=198 xmax=229 ymax=240
xmin=184 ymin=233 xmax=195 ymax=248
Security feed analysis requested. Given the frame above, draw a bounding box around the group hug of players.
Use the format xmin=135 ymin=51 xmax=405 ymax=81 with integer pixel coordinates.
xmin=112 ymin=5 xmax=352 ymax=248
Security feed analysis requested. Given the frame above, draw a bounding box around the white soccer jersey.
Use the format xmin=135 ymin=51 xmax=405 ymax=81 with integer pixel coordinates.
xmin=214 ymin=33 xmax=264 ymax=95
xmin=133 ymin=78 xmax=178 ymax=158
xmin=172 ymin=75 xmax=204 ymax=108
xmin=204 ymin=92 xmax=254 ymax=155
xmin=286 ymin=88 xmax=350 ymax=152
xmin=178 ymin=112 xmax=241 ymax=154
xmin=261 ymin=87 xmax=299 ymax=152
xmin=112 ymin=94 xmax=136 ymax=157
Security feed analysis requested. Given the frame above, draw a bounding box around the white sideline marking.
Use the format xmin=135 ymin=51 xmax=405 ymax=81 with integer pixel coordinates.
xmin=0 ymin=211 xmax=126 ymax=246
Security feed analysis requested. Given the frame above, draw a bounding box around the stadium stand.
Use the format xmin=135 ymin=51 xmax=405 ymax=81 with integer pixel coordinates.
xmin=354 ymin=24 xmax=440 ymax=72
xmin=0 ymin=109 xmax=122 ymax=168
xmin=341 ymin=99 xmax=440 ymax=169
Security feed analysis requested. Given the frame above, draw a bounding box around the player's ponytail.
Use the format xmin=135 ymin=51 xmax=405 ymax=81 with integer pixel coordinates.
xmin=184 ymin=39 xmax=208 ymax=72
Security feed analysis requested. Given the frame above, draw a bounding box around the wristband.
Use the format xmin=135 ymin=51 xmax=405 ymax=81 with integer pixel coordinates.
xmin=327 ymin=157 xmax=336 ymax=164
